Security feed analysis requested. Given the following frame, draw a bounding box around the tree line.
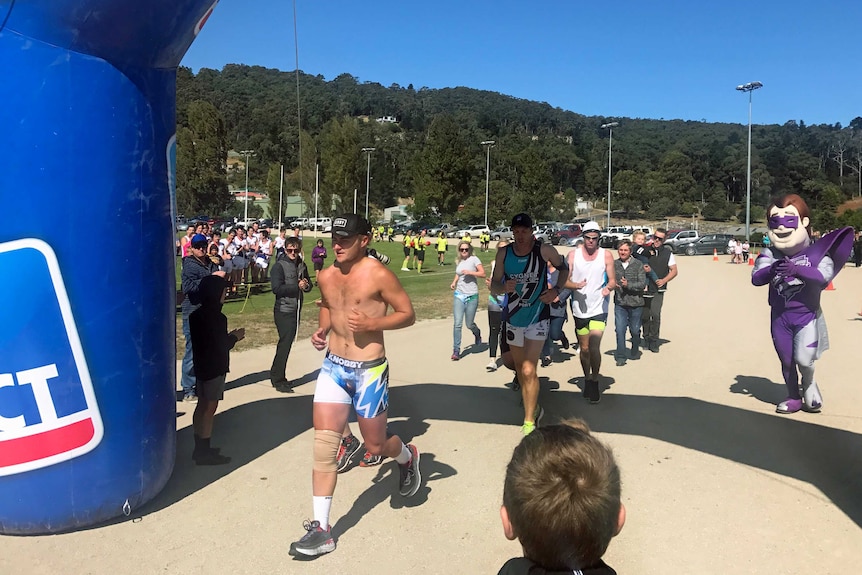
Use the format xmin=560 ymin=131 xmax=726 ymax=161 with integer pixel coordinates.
xmin=175 ymin=64 xmax=862 ymax=231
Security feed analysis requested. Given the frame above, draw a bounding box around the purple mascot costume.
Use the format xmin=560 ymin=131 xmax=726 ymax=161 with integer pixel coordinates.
xmin=752 ymin=194 xmax=853 ymax=414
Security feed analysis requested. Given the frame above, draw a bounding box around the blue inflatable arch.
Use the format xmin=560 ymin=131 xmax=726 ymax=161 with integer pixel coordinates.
xmin=0 ymin=0 xmax=218 ymax=533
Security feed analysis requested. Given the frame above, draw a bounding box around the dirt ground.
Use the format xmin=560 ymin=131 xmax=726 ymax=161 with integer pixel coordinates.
xmin=3 ymin=251 xmax=862 ymax=574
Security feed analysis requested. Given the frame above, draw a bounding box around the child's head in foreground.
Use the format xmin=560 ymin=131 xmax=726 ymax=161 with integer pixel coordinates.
xmin=501 ymin=419 xmax=625 ymax=571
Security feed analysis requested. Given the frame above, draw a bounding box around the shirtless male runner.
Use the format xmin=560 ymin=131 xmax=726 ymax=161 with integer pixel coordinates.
xmin=289 ymin=213 xmax=421 ymax=558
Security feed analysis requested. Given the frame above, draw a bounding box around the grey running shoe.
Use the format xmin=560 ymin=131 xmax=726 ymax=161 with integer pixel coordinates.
xmin=182 ymin=392 xmax=198 ymax=403
xmin=288 ymin=520 xmax=336 ymax=557
xmin=335 ymin=435 xmax=362 ymax=473
xmin=398 ymin=444 xmax=422 ymax=497
xmin=359 ymin=450 xmax=384 ymax=467
xmin=534 ymin=404 xmax=545 ymax=428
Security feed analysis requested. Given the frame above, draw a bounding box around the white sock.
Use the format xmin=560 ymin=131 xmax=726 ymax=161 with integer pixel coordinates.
xmin=394 ymin=442 xmax=411 ymax=465
xmin=313 ymin=496 xmax=332 ymax=530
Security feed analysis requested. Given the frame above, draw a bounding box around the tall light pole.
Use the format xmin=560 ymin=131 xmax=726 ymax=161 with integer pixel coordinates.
xmin=240 ymin=149 xmax=255 ymax=223
xmin=600 ymin=122 xmax=618 ymax=229
xmin=361 ymin=147 xmax=375 ymax=220
xmin=736 ymin=81 xmax=763 ymax=241
xmin=481 ymin=140 xmax=495 ymax=228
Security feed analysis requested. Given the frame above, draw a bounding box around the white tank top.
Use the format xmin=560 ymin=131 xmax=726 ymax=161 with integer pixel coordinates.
xmin=568 ymin=247 xmax=609 ymax=318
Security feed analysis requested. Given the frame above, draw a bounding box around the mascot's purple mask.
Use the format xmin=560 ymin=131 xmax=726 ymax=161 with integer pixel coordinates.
xmin=768 ymin=215 xmax=799 ymax=230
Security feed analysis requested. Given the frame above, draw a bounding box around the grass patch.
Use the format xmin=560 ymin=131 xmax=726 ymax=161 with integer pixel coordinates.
xmin=175 ymin=238 xmax=498 ymax=355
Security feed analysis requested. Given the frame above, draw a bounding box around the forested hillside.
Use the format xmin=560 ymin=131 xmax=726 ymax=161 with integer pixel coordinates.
xmin=176 ymin=64 xmax=862 ymax=230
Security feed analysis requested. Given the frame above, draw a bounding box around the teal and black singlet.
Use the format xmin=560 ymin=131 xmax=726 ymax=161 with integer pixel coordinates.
xmin=502 ymin=242 xmax=549 ymax=328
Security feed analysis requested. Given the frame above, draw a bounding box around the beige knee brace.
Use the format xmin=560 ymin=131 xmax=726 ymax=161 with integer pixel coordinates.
xmin=313 ymin=429 xmax=342 ymax=473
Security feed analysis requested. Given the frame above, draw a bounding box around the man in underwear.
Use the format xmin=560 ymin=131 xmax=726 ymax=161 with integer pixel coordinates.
xmin=289 ymin=213 xmax=422 ymax=558
xmin=567 ymin=221 xmax=617 ymax=404
xmin=490 ymin=213 xmax=569 ymax=436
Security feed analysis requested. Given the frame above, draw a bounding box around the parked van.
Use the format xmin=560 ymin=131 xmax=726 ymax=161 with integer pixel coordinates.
xmin=288 ymin=217 xmax=309 ymax=229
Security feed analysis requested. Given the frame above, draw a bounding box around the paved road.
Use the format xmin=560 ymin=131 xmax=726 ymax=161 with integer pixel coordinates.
xmin=3 ymin=254 xmax=862 ymax=574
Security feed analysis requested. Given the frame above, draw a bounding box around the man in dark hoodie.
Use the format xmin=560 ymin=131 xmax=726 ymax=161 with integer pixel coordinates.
xmin=270 ymin=236 xmax=312 ymax=392
xmin=189 ymin=275 xmax=245 ymax=466
xmin=498 ymin=419 xmax=624 ymax=575
xmin=181 ymin=233 xmax=225 ymax=402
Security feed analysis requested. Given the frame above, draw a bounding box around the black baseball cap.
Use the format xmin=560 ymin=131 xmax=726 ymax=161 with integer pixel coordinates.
xmin=331 ymin=213 xmax=372 ymax=237
xmin=511 ymin=213 xmax=533 ymax=229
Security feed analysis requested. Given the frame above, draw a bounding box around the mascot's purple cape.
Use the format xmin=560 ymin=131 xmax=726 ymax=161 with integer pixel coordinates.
xmin=754 ymin=226 xmax=854 ymax=313
xmin=751 ymin=225 xmax=854 ymax=414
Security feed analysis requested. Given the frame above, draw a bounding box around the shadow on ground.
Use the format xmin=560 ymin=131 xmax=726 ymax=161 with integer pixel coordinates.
xmin=142 ymin=378 xmax=862 ymax=531
xmin=225 ymin=370 xmax=270 ymax=391
xmin=730 ymin=375 xmax=787 ymax=406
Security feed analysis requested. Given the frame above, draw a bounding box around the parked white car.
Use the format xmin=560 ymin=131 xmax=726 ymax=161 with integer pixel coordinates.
xmin=308 ymin=217 xmax=332 ymax=230
xmin=599 ymin=226 xmax=634 ymax=248
xmin=451 ymin=224 xmax=491 ymax=239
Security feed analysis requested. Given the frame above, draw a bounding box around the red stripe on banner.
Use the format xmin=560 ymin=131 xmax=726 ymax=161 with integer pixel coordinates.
xmin=0 ymin=419 xmax=95 ymax=468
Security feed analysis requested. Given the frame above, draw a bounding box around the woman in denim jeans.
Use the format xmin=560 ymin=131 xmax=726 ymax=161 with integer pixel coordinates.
xmin=450 ymin=241 xmax=485 ymax=360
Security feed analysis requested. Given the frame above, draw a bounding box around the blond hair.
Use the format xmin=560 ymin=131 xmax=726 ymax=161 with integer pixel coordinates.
xmin=458 ymin=241 xmax=474 ymax=256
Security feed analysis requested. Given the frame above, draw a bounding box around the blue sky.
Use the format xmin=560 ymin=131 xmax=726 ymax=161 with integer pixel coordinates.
xmin=182 ymin=0 xmax=861 ymax=127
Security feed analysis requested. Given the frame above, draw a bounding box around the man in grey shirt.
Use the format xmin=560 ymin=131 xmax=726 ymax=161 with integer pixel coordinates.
xmin=612 ymin=240 xmax=646 ymax=366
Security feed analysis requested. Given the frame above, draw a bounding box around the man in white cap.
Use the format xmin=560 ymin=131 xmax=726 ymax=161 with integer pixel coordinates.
xmin=566 ymin=222 xmax=617 ymax=404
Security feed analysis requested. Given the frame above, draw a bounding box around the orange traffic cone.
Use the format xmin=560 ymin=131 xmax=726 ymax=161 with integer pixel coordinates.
xmin=713 ymin=249 xmax=719 ymax=261
xmin=826 ymin=280 xmax=835 ymax=291
xmin=748 ymin=252 xmax=755 ymax=266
